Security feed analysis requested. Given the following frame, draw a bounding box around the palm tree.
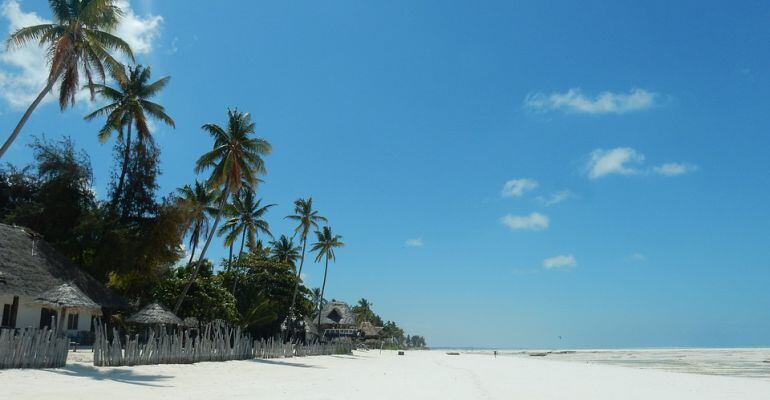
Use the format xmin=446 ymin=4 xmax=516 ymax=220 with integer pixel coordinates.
xmin=218 ymin=188 xmax=274 ymax=266
xmin=218 ymin=189 xmax=274 ymax=293
xmin=177 ymin=180 xmax=218 ymax=267
xmin=311 ymin=226 xmax=344 ymax=330
xmin=270 ymin=235 xmax=301 ymax=268
xmin=310 ymin=287 xmax=326 ymax=310
xmin=284 ymin=198 xmax=326 ymax=336
xmin=173 ymin=109 xmax=270 ymax=314
xmin=1 ymin=0 xmax=134 ymax=160
xmin=355 ymin=298 xmax=373 ymax=323
xmin=85 ymin=64 xmax=174 ymax=212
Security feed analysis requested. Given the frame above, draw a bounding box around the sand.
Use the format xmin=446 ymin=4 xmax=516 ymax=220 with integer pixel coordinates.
xmin=2 ymin=350 xmax=770 ymax=399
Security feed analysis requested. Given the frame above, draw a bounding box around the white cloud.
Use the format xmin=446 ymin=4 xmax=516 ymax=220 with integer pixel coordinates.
xmin=542 ymin=254 xmax=576 ymax=269
xmin=536 ymin=190 xmax=575 ymax=206
xmin=405 ymin=238 xmax=424 ymax=247
xmin=630 ymin=252 xmax=646 ymax=262
xmin=114 ymin=0 xmax=163 ymax=56
xmin=653 ymin=162 xmax=698 ymax=176
xmin=501 ymin=178 xmax=538 ymax=198
xmin=525 ymin=88 xmax=657 ymax=114
xmin=586 ymin=147 xmax=644 ymax=179
xmin=501 ymin=213 xmax=549 ymax=231
xmin=0 ymin=0 xmax=163 ymax=109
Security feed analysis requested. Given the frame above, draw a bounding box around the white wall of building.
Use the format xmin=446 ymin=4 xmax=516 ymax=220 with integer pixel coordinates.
xmin=1 ymin=293 xmax=98 ymax=334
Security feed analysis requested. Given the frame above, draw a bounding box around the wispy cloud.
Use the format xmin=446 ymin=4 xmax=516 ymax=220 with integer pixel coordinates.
xmin=405 ymin=238 xmax=424 ymax=247
xmin=0 ymin=0 xmax=163 ymax=109
xmin=536 ymin=190 xmax=575 ymax=206
xmin=586 ymin=147 xmax=644 ymax=179
xmin=501 ymin=213 xmax=549 ymax=231
xmin=501 ymin=178 xmax=538 ymax=198
xmin=653 ymin=162 xmax=699 ymax=176
xmin=585 ymin=147 xmax=698 ymax=180
xmin=542 ymin=254 xmax=576 ymax=269
xmin=629 ymin=252 xmax=646 ymax=262
xmin=525 ymin=88 xmax=657 ymax=115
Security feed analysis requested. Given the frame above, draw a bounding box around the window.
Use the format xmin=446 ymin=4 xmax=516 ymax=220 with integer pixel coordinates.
xmin=67 ymin=313 xmax=79 ymax=330
xmin=1 ymin=304 xmax=10 ymax=327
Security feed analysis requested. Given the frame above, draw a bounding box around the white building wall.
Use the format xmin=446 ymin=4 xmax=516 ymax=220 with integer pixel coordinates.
xmin=0 ymin=293 xmax=99 ymax=334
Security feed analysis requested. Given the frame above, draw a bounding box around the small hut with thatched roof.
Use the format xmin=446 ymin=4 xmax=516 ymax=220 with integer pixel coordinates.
xmin=35 ymin=283 xmax=101 ymax=333
xmin=126 ymin=302 xmax=183 ymax=326
xmin=358 ymin=321 xmax=384 ymax=342
xmin=0 ymin=223 xmax=126 ymax=341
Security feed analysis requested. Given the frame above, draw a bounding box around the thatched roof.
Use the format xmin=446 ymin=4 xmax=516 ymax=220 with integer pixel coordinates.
xmin=359 ymin=321 xmax=384 ymax=338
xmin=126 ymin=302 xmax=183 ymax=325
xmin=0 ymin=223 xmax=126 ymax=309
xmin=35 ymin=283 xmax=100 ymax=310
xmin=317 ymin=301 xmax=356 ymax=327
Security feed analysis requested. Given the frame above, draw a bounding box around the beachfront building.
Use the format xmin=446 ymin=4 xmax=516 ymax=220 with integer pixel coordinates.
xmin=358 ymin=321 xmax=384 ymax=343
xmin=0 ymin=224 xmax=125 ymax=343
xmin=316 ymin=301 xmax=358 ymax=339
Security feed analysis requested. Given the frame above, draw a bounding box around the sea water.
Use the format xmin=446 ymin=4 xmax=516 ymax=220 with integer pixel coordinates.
xmin=468 ymin=348 xmax=770 ymax=379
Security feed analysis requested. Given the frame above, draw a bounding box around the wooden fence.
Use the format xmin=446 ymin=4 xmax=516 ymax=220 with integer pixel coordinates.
xmin=254 ymin=337 xmax=354 ymax=359
xmin=0 ymin=327 xmax=69 ymax=369
xmin=94 ymin=321 xmax=253 ymax=366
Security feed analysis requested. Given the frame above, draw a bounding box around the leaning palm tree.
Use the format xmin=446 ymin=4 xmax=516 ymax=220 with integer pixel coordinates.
xmin=177 ymin=180 xmax=218 ymax=267
xmin=85 ymin=64 xmax=174 ymax=212
xmin=1 ymin=0 xmax=134 ymax=160
xmin=270 ymin=235 xmax=301 ymax=268
xmin=173 ymin=109 xmax=271 ymax=314
xmin=284 ymin=198 xmax=326 ymax=337
xmin=311 ymin=226 xmax=344 ymax=330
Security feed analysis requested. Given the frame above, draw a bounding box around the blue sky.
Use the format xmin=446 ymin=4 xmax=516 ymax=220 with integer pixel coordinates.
xmin=2 ymin=0 xmax=770 ymax=348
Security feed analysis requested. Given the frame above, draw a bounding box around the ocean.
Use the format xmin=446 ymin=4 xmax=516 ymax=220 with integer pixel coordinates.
xmin=464 ymin=348 xmax=770 ymax=379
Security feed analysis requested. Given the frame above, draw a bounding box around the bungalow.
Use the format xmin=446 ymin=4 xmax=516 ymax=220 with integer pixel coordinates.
xmin=0 ymin=223 xmax=125 ymax=342
xmin=316 ymin=301 xmax=357 ymax=339
xmin=358 ymin=321 xmax=384 ymax=343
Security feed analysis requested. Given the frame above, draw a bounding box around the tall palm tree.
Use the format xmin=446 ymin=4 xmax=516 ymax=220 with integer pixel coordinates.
xmin=85 ymin=64 xmax=174 ymax=212
xmin=173 ymin=109 xmax=270 ymax=314
xmin=1 ymin=0 xmax=134 ymax=160
xmin=311 ymin=226 xmax=344 ymax=330
xmin=270 ymin=235 xmax=301 ymax=268
xmin=284 ymin=198 xmax=326 ymax=336
xmin=177 ymin=180 xmax=218 ymax=267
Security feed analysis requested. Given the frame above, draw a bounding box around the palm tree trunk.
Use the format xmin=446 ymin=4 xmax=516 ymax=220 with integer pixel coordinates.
xmin=316 ymin=256 xmax=330 ymax=335
xmin=187 ymin=233 xmax=198 ymax=267
xmin=227 ymin=242 xmax=234 ymax=269
xmin=231 ymin=228 xmax=247 ymax=294
xmin=174 ymin=186 xmax=230 ymax=314
xmin=0 ymin=80 xmax=55 ymax=160
xmin=286 ymin=235 xmax=308 ymax=339
xmin=110 ymin=121 xmax=131 ymax=216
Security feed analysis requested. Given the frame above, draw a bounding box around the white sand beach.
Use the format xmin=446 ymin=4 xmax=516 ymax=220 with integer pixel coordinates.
xmin=2 ymin=350 xmax=770 ymax=400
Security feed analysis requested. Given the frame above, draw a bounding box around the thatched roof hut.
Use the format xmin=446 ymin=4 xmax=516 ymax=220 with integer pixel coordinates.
xmin=35 ymin=283 xmax=101 ymax=311
xmin=0 ymin=223 xmax=125 ymax=309
xmin=317 ymin=301 xmax=356 ymax=327
xmin=126 ymin=302 xmax=183 ymax=325
xmin=359 ymin=321 xmax=384 ymax=339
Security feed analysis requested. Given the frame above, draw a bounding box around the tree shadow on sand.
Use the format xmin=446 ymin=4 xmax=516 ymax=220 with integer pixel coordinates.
xmin=249 ymin=358 xmax=322 ymax=369
xmin=44 ymin=363 xmax=173 ymax=387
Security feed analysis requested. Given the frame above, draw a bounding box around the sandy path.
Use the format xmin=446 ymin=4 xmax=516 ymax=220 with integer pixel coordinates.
xmin=2 ymin=350 xmax=769 ymax=399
